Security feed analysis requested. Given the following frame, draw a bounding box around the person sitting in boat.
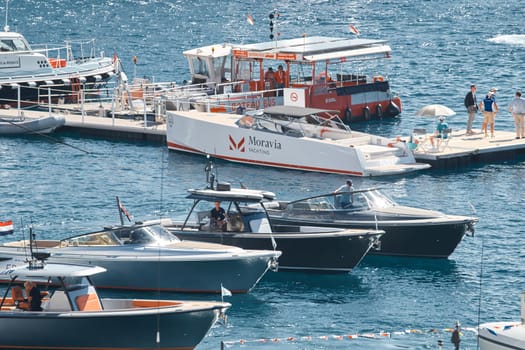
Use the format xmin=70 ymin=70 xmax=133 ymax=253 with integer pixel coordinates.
xmin=333 ymin=180 xmax=354 ymax=208
xmin=17 ymin=281 xmax=43 ymax=311
xmin=211 ymin=201 xmax=227 ymax=231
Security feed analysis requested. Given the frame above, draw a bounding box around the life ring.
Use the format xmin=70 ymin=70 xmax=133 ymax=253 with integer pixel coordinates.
xmin=373 ymin=75 xmax=384 ymax=82
xmin=317 ymin=71 xmax=331 ymax=82
xmin=363 ymin=106 xmax=371 ymax=121
xmin=376 ymin=104 xmax=383 ymax=118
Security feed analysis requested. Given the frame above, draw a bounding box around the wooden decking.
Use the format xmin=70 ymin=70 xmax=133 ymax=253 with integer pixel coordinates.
xmin=410 ymin=129 xmax=525 ymax=168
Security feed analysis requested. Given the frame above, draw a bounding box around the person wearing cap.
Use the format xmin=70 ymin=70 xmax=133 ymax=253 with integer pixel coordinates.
xmin=464 ymin=84 xmax=478 ymax=135
xmin=508 ymin=91 xmax=525 ymax=139
xmin=479 ymin=89 xmax=499 ymax=137
xmin=333 ymin=180 xmax=354 ymax=208
xmin=429 ymin=115 xmax=449 ymax=149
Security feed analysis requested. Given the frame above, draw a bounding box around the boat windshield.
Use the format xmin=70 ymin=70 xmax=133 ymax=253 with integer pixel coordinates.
xmin=190 ymin=56 xmax=209 ymax=77
xmin=284 ymin=189 xmax=395 ymax=212
xmin=359 ymin=189 xmax=396 ymax=209
xmin=0 ymin=38 xmax=30 ymax=52
xmin=61 ymin=224 xmax=180 ymax=247
xmin=123 ymin=225 xmax=181 ymax=245
xmin=61 ymin=231 xmax=122 ymax=246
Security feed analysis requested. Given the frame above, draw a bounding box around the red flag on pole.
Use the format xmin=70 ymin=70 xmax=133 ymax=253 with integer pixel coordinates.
xmin=349 ymin=24 xmax=360 ymax=36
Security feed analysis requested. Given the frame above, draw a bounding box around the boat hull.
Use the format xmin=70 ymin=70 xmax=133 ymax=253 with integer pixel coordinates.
xmin=0 ymin=115 xmax=66 ymax=134
xmin=478 ymin=322 xmax=525 ymax=350
xmin=268 ymin=215 xmax=472 ymax=258
xmin=0 ymin=247 xmax=277 ymax=293
xmin=0 ymin=299 xmax=227 ymax=349
xmin=168 ymin=228 xmax=381 ymax=273
xmin=166 ymin=110 xmax=429 ymax=177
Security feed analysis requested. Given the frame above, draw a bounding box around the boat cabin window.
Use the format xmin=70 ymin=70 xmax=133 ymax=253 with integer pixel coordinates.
xmin=212 ymin=55 xmax=231 ymax=82
xmin=190 ymin=56 xmax=209 ymax=77
xmin=0 ymin=38 xmax=29 ymax=52
xmin=288 ymin=62 xmax=313 ymax=84
xmin=234 ymin=60 xmax=254 ymax=81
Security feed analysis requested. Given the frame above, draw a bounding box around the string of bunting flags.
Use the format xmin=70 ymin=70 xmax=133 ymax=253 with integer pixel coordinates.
xmin=220 ymin=326 xmax=478 ymax=348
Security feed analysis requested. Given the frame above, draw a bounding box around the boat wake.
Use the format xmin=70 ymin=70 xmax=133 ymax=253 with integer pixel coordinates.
xmin=488 ymin=34 xmax=525 ymax=46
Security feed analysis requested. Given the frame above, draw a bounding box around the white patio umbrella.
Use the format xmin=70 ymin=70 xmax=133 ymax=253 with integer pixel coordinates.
xmin=416 ymin=104 xmax=456 ymax=117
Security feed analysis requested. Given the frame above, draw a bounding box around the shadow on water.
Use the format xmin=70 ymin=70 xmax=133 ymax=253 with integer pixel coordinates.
xmin=362 ymin=255 xmax=459 ymax=273
xmin=261 ymin=269 xmax=365 ymax=292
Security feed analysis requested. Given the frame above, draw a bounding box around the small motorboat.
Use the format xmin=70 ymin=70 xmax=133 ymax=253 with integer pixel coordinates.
xmin=166 ymin=105 xmax=430 ymax=177
xmin=0 ymin=220 xmax=280 ymax=294
xmin=162 ymin=158 xmax=384 ymax=273
xmin=0 ymin=26 xmax=117 ymax=105
xmin=265 ymin=188 xmax=477 ymax=258
xmin=478 ymin=292 xmax=525 ymax=350
xmin=0 ymin=114 xmax=65 ymax=134
xmin=0 ymin=257 xmax=230 ymax=349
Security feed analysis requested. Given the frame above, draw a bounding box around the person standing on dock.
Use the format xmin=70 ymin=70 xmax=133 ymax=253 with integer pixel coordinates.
xmin=508 ymin=91 xmax=525 ymax=139
xmin=464 ymin=84 xmax=478 ymax=135
xmin=480 ymin=88 xmax=498 ymax=138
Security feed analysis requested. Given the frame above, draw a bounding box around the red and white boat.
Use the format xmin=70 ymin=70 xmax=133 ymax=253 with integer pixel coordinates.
xmin=180 ymin=35 xmax=401 ymax=122
xmin=166 ymin=106 xmax=430 ymax=177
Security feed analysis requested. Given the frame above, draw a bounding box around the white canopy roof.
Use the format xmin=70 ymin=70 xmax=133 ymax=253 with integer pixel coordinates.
xmin=0 ymin=262 xmax=106 ymax=280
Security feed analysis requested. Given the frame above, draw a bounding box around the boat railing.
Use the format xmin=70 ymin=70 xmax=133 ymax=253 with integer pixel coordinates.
xmin=31 ymin=38 xmax=103 ymax=62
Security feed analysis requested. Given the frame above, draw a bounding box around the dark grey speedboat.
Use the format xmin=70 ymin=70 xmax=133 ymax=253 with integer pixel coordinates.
xmin=265 ymin=188 xmax=477 ymax=258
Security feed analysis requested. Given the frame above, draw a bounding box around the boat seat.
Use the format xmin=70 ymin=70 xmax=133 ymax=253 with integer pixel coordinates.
xmin=227 ymin=214 xmax=244 ymax=232
xmin=11 ymin=286 xmax=25 ymax=304
xmin=437 ymin=128 xmax=452 ymax=152
xmin=75 ymin=293 xmax=102 ymax=311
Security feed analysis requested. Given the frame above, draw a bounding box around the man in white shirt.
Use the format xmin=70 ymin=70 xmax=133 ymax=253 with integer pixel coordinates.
xmin=508 ymin=91 xmax=525 ymax=139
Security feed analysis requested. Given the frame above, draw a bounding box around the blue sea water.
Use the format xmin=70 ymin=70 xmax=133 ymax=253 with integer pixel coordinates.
xmin=2 ymin=0 xmax=525 ymax=349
